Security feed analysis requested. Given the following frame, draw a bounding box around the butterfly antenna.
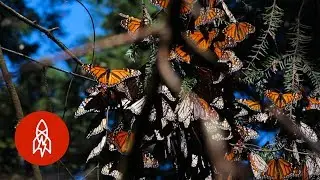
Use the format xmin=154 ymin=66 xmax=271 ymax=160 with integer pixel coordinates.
xmin=75 ymin=0 xmax=96 ymax=65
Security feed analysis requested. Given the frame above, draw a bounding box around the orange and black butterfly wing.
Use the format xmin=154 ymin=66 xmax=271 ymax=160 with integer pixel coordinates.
xmin=302 ymin=164 xmax=309 ymax=180
xmin=108 ymin=69 xmax=141 ymax=87
xmin=150 ymin=0 xmax=170 ymax=8
xmin=266 ymin=159 xmax=278 ymax=179
xmin=82 ymin=64 xmax=109 ymax=85
xmin=173 ymin=46 xmax=191 ymax=63
xmin=180 ymin=0 xmax=195 ymax=14
xmin=120 ymin=15 xmax=142 ymax=33
xmin=188 ymin=31 xmax=207 ymax=51
xmin=213 ymin=37 xmax=237 ymax=49
xmin=223 ymin=22 xmax=255 ymax=42
xmin=265 ymin=90 xmax=282 ymax=108
xmin=205 ymin=8 xmax=225 ymax=23
xmin=278 ymin=159 xmax=292 ymax=179
xmin=208 ymin=0 xmax=216 ymax=8
xmin=115 ymin=131 xmax=134 ymax=154
xmin=188 ymin=30 xmax=218 ymax=51
xmin=238 ymin=99 xmax=261 ymax=111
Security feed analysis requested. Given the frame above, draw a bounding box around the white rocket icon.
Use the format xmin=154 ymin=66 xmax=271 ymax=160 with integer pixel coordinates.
xmin=32 ymin=119 xmax=52 ymax=157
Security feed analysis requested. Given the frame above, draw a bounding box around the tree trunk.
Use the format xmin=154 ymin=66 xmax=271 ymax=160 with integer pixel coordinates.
xmin=0 ymin=44 xmax=43 ymax=180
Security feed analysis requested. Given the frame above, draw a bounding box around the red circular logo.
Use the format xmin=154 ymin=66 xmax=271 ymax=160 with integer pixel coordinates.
xmin=15 ymin=111 xmax=69 ymax=166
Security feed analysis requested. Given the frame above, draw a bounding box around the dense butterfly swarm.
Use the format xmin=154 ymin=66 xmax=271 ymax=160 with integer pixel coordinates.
xmin=74 ymin=0 xmax=320 ymax=179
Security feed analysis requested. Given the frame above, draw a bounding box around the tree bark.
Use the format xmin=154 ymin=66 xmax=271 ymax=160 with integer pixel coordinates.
xmin=0 ymin=45 xmax=43 ymax=180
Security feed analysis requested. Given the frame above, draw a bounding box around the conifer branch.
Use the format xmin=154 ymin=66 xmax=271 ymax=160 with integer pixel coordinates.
xmin=247 ymin=0 xmax=284 ymax=68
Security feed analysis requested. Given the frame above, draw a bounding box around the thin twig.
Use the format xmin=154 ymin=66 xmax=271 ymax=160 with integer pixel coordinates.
xmin=0 ymin=45 xmax=42 ymax=180
xmin=0 ymin=1 xmax=82 ymax=65
xmin=34 ymin=24 xmax=164 ymax=64
xmin=1 ymin=47 xmax=95 ymax=82
xmin=58 ymin=160 xmax=76 ymax=180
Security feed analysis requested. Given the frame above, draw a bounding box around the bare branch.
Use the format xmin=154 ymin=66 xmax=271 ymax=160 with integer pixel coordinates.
xmin=0 ymin=1 xmax=82 ymax=65
xmin=1 ymin=47 xmax=95 ymax=82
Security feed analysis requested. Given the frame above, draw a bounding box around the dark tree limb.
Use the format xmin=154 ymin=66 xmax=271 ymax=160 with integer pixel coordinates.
xmin=0 ymin=45 xmax=42 ymax=180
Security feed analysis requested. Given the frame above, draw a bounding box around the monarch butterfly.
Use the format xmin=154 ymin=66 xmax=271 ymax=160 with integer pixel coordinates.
xmin=150 ymin=0 xmax=196 ymax=15
xmin=264 ymin=90 xmax=302 ymax=109
xmin=302 ymin=164 xmax=309 ymax=180
xmin=224 ymin=151 xmax=235 ymax=161
xmin=223 ymin=22 xmax=255 ymax=42
xmin=122 ymin=96 xmax=146 ymax=115
xmin=143 ymin=152 xmax=159 ymax=168
xmin=213 ymin=37 xmax=237 ymax=49
xmin=305 ymin=97 xmax=320 ymax=110
xmin=119 ymin=13 xmax=143 ymax=34
xmin=305 ymin=155 xmax=320 ymax=178
xmin=74 ymin=97 xmax=100 ymax=118
xmin=86 ymin=136 xmax=106 ymax=162
xmin=237 ymin=99 xmax=261 ymax=112
xmin=207 ymin=0 xmax=216 ymax=8
xmin=161 ymin=98 xmax=176 ymax=122
xmin=158 ymin=85 xmax=176 ymax=102
xmin=224 ymin=148 xmax=240 ymax=161
xmin=236 ymin=125 xmax=259 ymax=142
xmin=265 ymin=158 xmax=293 ymax=179
xmin=101 ymin=162 xmax=122 ymax=178
xmin=214 ymin=48 xmax=243 ymax=73
xmin=107 ymin=130 xmax=135 ymax=154
xmin=175 ymin=92 xmax=218 ymax=128
xmin=82 ymin=64 xmax=141 ymax=87
xmin=211 ymin=96 xmax=224 ymax=109
xmin=186 ymin=29 xmax=219 ymax=51
xmin=169 ymin=45 xmax=191 ymax=63
xmin=86 ymin=118 xmax=107 ymax=139
xmin=300 ymin=122 xmax=318 ymax=142
xmin=249 ymin=152 xmax=268 ymax=179
xmin=195 ymin=8 xmax=225 ymax=27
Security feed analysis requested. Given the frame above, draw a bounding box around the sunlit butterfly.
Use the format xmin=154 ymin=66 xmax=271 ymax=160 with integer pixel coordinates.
xmin=82 ymin=64 xmax=141 ymax=87
xmin=150 ymin=0 xmax=196 ymax=15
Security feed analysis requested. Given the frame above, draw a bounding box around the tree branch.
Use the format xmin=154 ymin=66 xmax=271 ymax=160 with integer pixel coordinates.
xmin=0 ymin=45 xmax=42 ymax=180
xmin=1 ymin=47 xmax=96 ymax=82
xmin=0 ymin=1 xmax=82 ymax=65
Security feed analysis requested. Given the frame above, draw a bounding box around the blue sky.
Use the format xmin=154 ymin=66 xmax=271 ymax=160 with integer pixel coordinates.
xmin=23 ymin=0 xmax=108 ymax=71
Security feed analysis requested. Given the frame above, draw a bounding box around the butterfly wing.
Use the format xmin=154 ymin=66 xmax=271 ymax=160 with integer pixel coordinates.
xmin=120 ymin=15 xmax=142 ymax=33
xmin=205 ymin=8 xmax=225 ymax=23
xmin=237 ymin=99 xmax=261 ymax=112
xmin=171 ymin=46 xmax=191 ymax=63
xmin=266 ymin=159 xmax=278 ymax=179
xmin=278 ymin=158 xmax=293 ymax=179
xmin=208 ymin=0 xmax=216 ymax=8
xmin=108 ymin=69 xmax=141 ymax=87
xmin=300 ymin=122 xmax=318 ymax=142
xmin=150 ymin=0 xmax=170 ymax=8
xmin=114 ymin=131 xmax=134 ymax=154
xmin=306 ymin=97 xmax=320 ymax=110
xmin=281 ymin=92 xmax=301 ymax=107
xmin=223 ymin=22 xmax=255 ymax=42
xmin=213 ymin=38 xmax=237 ymax=49
xmin=249 ymin=152 xmax=268 ymax=179
xmin=180 ymin=0 xmax=195 ymax=14
xmin=188 ymin=30 xmax=218 ymax=51
xmin=265 ymin=90 xmax=282 ymax=108
xmin=83 ymin=64 xmax=109 ymax=84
